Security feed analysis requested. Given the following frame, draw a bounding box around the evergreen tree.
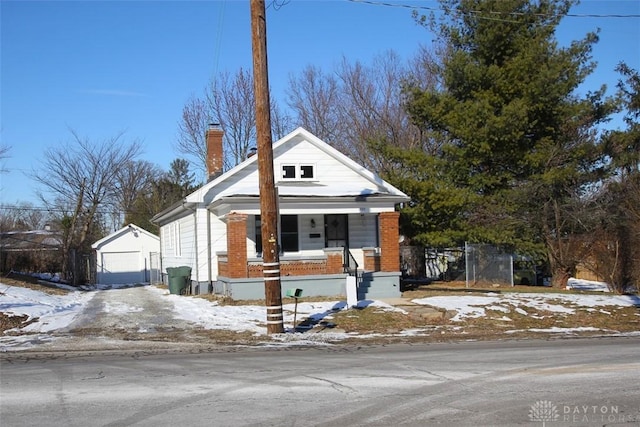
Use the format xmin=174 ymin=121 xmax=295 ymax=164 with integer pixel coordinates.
xmin=387 ymin=0 xmax=615 ymax=286
xmin=125 ymin=158 xmax=198 ymax=235
xmin=598 ymin=64 xmax=640 ymax=290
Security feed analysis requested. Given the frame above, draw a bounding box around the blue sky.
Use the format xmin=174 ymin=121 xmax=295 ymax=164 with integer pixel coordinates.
xmin=1 ymin=0 xmax=639 ymax=207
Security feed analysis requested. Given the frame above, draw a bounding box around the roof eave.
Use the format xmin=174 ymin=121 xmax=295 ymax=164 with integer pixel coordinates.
xmin=151 ymin=200 xmax=198 ymax=225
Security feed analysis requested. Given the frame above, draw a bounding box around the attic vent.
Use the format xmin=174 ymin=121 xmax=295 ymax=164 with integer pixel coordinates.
xmin=282 ymin=165 xmax=296 ymax=179
xmin=300 ymin=165 xmax=314 ymax=179
xmin=281 ymin=163 xmax=315 ymax=180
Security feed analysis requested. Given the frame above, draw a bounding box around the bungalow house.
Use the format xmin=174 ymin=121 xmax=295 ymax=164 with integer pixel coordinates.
xmin=152 ymin=126 xmax=409 ymax=300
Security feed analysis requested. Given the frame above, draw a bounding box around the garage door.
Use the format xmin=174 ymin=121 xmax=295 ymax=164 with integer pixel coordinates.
xmin=99 ymin=251 xmax=143 ymax=285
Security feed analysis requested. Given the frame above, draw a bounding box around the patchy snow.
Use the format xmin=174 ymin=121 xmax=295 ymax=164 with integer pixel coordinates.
xmin=505 ymin=326 xmax=605 ymax=335
xmin=412 ymin=289 xmax=639 ymax=322
xmin=1 ymin=278 xmax=639 ymax=351
xmin=0 ymin=284 xmax=93 ymax=333
xmin=566 ymin=278 xmax=610 ymax=292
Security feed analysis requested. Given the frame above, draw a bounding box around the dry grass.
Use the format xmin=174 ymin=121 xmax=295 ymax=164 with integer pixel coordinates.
xmin=2 ymin=276 xmax=639 ymax=344
xmin=330 ymin=308 xmax=424 ymax=333
xmin=1 ymin=272 xmax=69 ymax=295
xmin=193 ymin=292 xmax=340 ymax=307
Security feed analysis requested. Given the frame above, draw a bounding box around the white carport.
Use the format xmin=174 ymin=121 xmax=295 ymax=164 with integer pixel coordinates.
xmin=91 ymin=224 xmax=160 ymax=285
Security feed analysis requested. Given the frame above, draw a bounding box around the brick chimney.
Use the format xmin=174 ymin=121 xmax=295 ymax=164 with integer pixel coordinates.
xmin=206 ymin=123 xmax=223 ymax=180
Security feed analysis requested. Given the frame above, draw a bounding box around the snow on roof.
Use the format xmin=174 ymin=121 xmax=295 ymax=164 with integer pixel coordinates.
xmin=0 ymin=230 xmax=63 ymax=251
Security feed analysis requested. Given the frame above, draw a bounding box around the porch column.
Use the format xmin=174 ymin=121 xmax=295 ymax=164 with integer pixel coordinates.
xmin=226 ymin=212 xmax=248 ymax=278
xmin=379 ymin=211 xmax=400 ymax=272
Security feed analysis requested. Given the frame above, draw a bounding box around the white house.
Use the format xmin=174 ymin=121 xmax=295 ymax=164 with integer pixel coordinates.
xmin=152 ymin=126 xmax=409 ymax=299
xmin=92 ymin=224 xmax=160 ymax=286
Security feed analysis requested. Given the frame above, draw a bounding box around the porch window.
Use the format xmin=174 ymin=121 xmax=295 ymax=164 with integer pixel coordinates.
xmin=254 ymin=215 xmax=299 ymax=254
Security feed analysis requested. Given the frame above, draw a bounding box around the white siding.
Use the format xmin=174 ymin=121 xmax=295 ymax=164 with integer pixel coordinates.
xmin=209 ymin=212 xmax=227 ymax=277
xmin=247 ymin=215 xmax=259 ymax=257
xmin=274 ymin=139 xmax=386 ymax=191
xmin=162 ymin=214 xmax=195 ymax=272
xmin=349 ymin=214 xmax=378 ymax=248
xmin=192 ymin=208 xmax=210 ymax=283
xmin=348 ymin=214 xmax=378 ymax=269
xmin=210 ymin=137 xmax=392 ymax=206
xmin=298 ymin=214 xmax=325 ymax=253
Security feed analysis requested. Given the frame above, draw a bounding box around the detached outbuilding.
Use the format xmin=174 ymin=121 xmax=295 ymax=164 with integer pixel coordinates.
xmin=91 ymin=224 xmax=160 ymax=286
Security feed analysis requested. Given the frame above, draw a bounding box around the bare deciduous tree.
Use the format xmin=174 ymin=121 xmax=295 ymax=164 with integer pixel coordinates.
xmin=286 ymin=51 xmax=426 ymax=175
xmin=287 ymin=65 xmax=341 ymax=144
xmin=0 ymin=202 xmax=48 ymax=231
xmin=176 ymin=68 xmax=292 ymax=180
xmin=31 ymin=130 xmax=143 ymax=284
xmin=114 ymin=160 xmax=164 ymax=229
xmin=175 ymin=96 xmax=210 ymax=179
xmin=269 ymin=99 xmax=294 ymax=142
xmin=207 ymin=68 xmax=257 ymax=169
xmin=0 ymin=144 xmax=10 ymax=173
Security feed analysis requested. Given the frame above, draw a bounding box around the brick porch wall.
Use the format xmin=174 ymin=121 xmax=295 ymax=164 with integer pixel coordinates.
xmin=225 ymin=213 xmax=247 ymax=278
xmin=379 ymin=211 xmax=400 ymax=272
xmin=363 ymin=247 xmax=381 ymax=272
xmin=219 ymin=248 xmax=344 ymax=279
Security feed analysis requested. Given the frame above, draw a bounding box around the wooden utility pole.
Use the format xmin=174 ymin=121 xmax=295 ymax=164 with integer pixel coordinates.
xmin=250 ymin=0 xmax=284 ymax=334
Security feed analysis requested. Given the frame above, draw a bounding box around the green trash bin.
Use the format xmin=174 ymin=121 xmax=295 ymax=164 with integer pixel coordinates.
xmin=167 ymin=266 xmax=192 ymax=295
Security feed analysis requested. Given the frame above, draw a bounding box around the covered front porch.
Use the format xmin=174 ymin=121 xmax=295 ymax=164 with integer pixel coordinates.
xmin=214 ymin=211 xmax=402 ymax=300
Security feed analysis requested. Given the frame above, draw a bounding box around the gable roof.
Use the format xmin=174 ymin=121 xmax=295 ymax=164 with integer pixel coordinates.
xmin=153 ymin=127 xmax=408 ymax=223
xmin=195 ymin=127 xmax=407 ymax=199
xmin=0 ymin=229 xmax=63 ymax=252
xmin=91 ymin=224 xmax=159 ymax=250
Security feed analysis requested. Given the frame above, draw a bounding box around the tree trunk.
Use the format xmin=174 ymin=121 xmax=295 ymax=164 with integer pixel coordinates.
xmin=551 ymin=266 xmax=571 ymax=288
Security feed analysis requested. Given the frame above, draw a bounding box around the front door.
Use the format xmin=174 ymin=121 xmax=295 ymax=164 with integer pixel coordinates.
xmin=325 ymin=214 xmax=348 ymax=248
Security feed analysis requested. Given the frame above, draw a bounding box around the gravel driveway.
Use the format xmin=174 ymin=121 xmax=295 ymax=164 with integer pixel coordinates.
xmin=43 ymin=286 xmax=210 ymax=353
xmin=66 ymin=286 xmax=194 ymax=333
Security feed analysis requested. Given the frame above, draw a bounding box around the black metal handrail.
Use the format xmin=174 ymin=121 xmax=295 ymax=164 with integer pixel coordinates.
xmin=344 ymin=248 xmax=359 ymax=278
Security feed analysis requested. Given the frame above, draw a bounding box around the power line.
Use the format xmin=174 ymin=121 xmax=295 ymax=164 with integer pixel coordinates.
xmin=0 ymin=204 xmax=130 ymax=216
xmin=267 ymin=0 xmax=291 ymax=11
xmin=348 ymin=0 xmax=640 ymax=19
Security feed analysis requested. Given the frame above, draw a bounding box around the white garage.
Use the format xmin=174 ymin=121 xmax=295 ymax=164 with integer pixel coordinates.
xmin=92 ymin=224 xmax=160 ymax=286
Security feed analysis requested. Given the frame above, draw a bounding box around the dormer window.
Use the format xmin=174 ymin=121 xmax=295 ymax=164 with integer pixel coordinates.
xmin=280 ymin=163 xmax=315 ymax=181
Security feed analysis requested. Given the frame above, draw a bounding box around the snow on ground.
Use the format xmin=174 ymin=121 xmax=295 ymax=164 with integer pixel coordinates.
xmin=1 ymin=278 xmax=639 ymax=351
xmin=566 ymin=278 xmax=610 ymax=292
xmin=0 ymin=284 xmax=93 ymax=333
xmin=413 ymin=291 xmax=639 ymax=322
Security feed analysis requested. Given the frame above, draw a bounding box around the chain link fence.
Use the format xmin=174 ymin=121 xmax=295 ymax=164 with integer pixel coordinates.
xmin=465 ymin=243 xmax=513 ymax=287
xmin=149 ymin=252 xmax=162 ymax=285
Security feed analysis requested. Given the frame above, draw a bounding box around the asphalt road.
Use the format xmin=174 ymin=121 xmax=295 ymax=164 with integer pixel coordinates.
xmin=1 ymin=337 xmax=639 ymax=426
